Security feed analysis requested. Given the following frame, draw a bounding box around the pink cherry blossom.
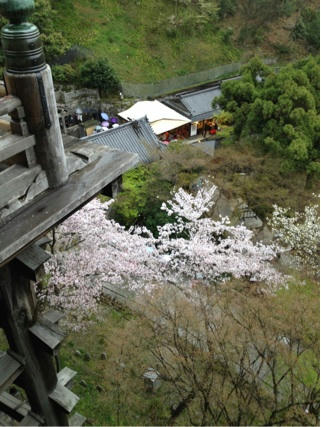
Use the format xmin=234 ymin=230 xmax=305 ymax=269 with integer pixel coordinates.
xmin=43 ymin=182 xmax=284 ymax=330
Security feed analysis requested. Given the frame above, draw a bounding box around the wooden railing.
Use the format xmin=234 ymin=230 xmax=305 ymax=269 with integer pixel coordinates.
xmin=0 ymin=94 xmax=49 ymax=223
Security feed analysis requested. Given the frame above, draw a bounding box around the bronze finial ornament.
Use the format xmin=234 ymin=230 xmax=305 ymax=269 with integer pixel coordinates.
xmin=0 ymin=0 xmax=46 ymax=73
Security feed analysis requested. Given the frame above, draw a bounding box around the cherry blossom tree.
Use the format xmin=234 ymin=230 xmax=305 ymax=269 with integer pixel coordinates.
xmin=42 ymin=182 xmax=283 ymax=329
xmin=269 ymin=199 xmax=320 ymax=276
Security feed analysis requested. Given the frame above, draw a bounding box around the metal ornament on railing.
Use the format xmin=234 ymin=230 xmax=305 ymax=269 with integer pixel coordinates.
xmin=0 ymin=0 xmax=46 ymax=73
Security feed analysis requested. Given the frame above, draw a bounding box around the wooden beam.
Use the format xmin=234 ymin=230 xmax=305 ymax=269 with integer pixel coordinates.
xmin=0 ymin=391 xmax=30 ymax=420
xmin=69 ymin=412 xmax=86 ymax=426
xmin=19 ymin=412 xmax=43 ymax=426
xmin=49 ymin=383 xmax=79 ymax=414
xmin=42 ymin=310 xmax=64 ymax=325
xmin=0 ymin=165 xmax=42 ymax=210
xmin=57 ymin=367 xmax=77 ymax=388
xmin=29 ymin=322 xmax=65 ymax=353
xmin=0 ymin=262 xmax=69 ymax=425
xmin=0 ymin=134 xmax=36 ymax=163
xmin=35 ymin=235 xmax=52 ymax=248
xmin=0 ymin=351 xmax=24 ymax=393
xmin=0 ymin=146 xmax=139 ymax=267
xmin=16 ymin=244 xmax=50 ymax=274
xmin=0 ymin=96 xmax=21 ymax=116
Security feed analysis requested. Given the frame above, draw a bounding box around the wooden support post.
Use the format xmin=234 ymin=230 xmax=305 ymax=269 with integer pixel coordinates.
xmin=101 ymin=175 xmax=123 ymax=198
xmin=4 ymin=66 xmax=68 ymax=188
xmin=0 ymin=263 xmax=69 ymax=426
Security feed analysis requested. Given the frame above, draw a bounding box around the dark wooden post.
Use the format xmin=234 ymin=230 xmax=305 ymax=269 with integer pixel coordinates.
xmin=0 ymin=262 xmax=69 ymax=426
xmin=4 ymin=68 xmax=68 ymax=188
xmin=0 ymin=0 xmax=68 ymax=188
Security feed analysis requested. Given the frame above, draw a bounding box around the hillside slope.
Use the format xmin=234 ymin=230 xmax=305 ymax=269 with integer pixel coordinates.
xmin=51 ymin=0 xmax=319 ymax=83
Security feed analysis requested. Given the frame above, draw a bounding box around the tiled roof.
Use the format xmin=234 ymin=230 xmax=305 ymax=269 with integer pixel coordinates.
xmin=82 ymin=116 xmax=163 ymax=164
xmin=163 ymin=85 xmax=222 ymax=122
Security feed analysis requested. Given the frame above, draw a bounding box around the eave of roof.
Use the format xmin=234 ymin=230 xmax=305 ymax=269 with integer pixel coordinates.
xmin=82 ymin=117 xmax=163 ymax=164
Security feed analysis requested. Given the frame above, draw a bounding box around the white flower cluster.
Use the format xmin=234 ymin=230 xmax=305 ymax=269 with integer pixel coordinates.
xmin=44 ymin=182 xmax=285 ymax=329
xmin=269 ymin=199 xmax=320 ymax=275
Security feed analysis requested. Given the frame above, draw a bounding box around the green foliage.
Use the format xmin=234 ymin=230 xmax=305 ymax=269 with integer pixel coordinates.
xmin=215 ymin=56 xmax=320 ymax=172
xmin=110 ymin=144 xmax=209 ymax=233
xmin=51 ymin=64 xmax=77 ymax=84
xmin=110 ymin=166 xmax=173 ymax=236
xmin=292 ymin=8 xmax=320 ymax=51
xmin=219 ymin=27 xmax=233 ymax=44
xmin=218 ymin=0 xmax=236 ymax=18
xmin=272 ymin=42 xmax=293 ymax=56
xmin=217 ymin=110 xmax=234 ymax=125
xmin=78 ymin=59 xmax=120 ymax=94
xmin=32 ymin=0 xmax=70 ymax=62
xmin=240 ymin=0 xmax=298 ymax=23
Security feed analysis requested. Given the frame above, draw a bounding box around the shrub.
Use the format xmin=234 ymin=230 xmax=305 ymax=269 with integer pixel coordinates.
xmin=78 ymin=59 xmax=121 ymax=95
xmin=217 ymin=111 xmax=234 ymax=125
xmin=219 ymin=27 xmax=233 ymax=44
xmin=52 ymin=64 xmax=76 ymax=84
xmin=292 ymin=8 xmax=320 ymax=51
xmin=218 ymin=0 xmax=236 ymax=18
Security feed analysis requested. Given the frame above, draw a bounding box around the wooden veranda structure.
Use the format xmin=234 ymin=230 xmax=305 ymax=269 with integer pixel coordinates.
xmin=0 ymin=1 xmax=138 ymax=425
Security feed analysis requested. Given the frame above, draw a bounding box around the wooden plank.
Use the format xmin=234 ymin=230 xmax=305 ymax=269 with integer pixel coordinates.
xmin=0 ymin=146 xmax=139 ymax=266
xmin=69 ymin=412 xmax=86 ymax=426
xmin=16 ymin=244 xmax=51 ymax=273
xmin=62 ymin=134 xmax=78 ymax=148
xmin=0 ymin=170 xmax=49 ymax=223
xmin=0 ymin=392 xmax=30 ymax=420
xmin=19 ymin=412 xmax=43 ymax=426
xmin=0 ymin=96 xmax=21 ymax=116
xmin=65 ymin=152 xmax=86 ymax=175
xmin=25 ymin=147 xmax=37 ymax=168
xmin=29 ymin=322 xmax=65 ymax=351
xmin=0 ymin=119 xmax=10 ymax=133
xmin=57 ymin=367 xmax=77 ymax=388
xmin=0 ymin=134 xmax=36 ymax=163
xmin=42 ymin=310 xmax=64 ymax=324
xmin=49 ymin=383 xmax=79 ymax=413
xmin=0 ymin=165 xmax=42 ymax=210
xmin=35 ymin=235 xmax=51 ymax=248
xmin=0 ymin=352 xmax=24 ymax=393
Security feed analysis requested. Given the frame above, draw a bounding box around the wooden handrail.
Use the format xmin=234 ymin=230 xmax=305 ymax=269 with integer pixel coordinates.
xmin=0 ymin=95 xmax=21 ymax=116
xmin=0 ymin=83 xmax=6 ymax=98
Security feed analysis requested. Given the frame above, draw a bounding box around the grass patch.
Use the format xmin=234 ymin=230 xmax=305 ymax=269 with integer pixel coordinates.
xmin=51 ymin=0 xmax=241 ymax=83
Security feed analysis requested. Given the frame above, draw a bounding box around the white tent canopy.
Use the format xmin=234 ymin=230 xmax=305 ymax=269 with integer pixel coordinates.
xmin=118 ymin=100 xmax=191 ymax=135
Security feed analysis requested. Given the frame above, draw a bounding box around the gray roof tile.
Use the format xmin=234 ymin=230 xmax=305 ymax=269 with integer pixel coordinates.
xmin=82 ymin=117 xmax=162 ymax=164
xmin=163 ymin=85 xmax=222 ymax=122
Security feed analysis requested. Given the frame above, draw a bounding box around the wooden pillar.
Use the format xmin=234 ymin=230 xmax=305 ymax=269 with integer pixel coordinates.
xmin=0 ymin=263 xmax=69 ymax=426
xmin=4 ymin=65 xmax=68 ymax=188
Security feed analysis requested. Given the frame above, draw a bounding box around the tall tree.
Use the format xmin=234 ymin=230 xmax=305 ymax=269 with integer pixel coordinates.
xmin=214 ymin=56 xmax=320 ymax=172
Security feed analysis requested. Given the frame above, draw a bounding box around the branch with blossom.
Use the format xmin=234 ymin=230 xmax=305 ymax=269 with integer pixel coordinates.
xmin=269 ymin=199 xmax=320 ymax=276
xmin=42 ymin=182 xmax=284 ymax=329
